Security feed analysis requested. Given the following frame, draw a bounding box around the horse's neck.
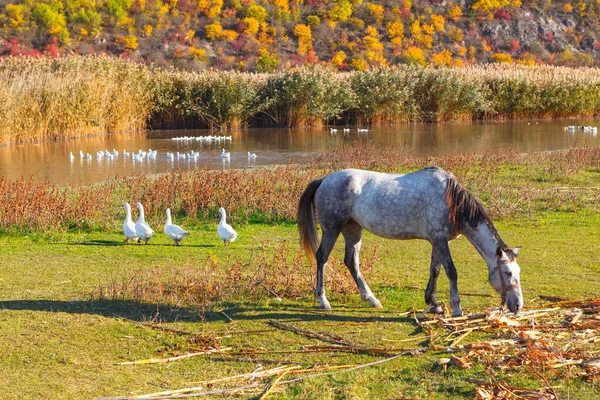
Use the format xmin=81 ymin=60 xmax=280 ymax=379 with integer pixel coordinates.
xmin=462 ymin=222 xmax=499 ymax=268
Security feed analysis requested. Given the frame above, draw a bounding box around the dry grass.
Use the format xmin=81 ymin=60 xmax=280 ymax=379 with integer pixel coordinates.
xmin=0 ymin=56 xmax=153 ymax=143
xmin=1 ymin=143 xmax=599 ymax=233
xmin=3 ymin=57 xmax=600 ymax=143
xmin=95 ymin=240 xmax=382 ymax=308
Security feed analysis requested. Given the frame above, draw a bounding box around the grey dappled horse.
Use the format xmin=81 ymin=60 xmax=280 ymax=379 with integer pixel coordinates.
xmin=297 ymin=167 xmax=523 ymax=317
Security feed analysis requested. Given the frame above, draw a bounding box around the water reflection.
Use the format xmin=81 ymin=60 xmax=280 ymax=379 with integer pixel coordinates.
xmin=0 ymin=119 xmax=598 ymax=185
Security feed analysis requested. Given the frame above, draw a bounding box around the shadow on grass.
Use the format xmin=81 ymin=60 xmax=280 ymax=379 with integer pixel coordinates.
xmin=0 ymin=299 xmax=416 ymax=325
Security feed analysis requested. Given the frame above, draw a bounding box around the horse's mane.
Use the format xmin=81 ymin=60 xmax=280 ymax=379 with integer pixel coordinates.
xmin=445 ymin=176 xmax=515 ymax=258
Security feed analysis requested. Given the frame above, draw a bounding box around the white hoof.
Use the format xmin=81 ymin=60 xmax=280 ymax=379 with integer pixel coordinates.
xmin=369 ymin=298 xmax=383 ymax=308
xmin=318 ymin=297 xmax=332 ymax=311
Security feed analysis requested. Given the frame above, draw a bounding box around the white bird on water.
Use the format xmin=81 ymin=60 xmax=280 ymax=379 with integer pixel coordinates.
xmin=217 ymin=207 xmax=237 ymax=247
xmin=122 ymin=203 xmax=138 ymax=243
xmin=220 ymin=149 xmax=230 ymax=158
xmin=164 ymin=208 xmax=190 ymax=246
xmin=135 ymin=202 xmax=155 ymax=244
xmin=247 ymin=151 xmax=257 ymax=159
xmin=69 ymin=152 xmax=75 ymax=161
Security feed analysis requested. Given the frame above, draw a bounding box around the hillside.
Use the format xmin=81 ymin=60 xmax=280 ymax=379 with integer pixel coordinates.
xmin=1 ymin=0 xmax=599 ymax=71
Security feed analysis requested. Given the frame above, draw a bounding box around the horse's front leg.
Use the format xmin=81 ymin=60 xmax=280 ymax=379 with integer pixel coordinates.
xmin=342 ymin=221 xmax=382 ymax=308
xmin=315 ymin=229 xmax=340 ymax=311
xmin=425 ymin=251 xmax=444 ymax=315
xmin=434 ymin=238 xmax=463 ymax=317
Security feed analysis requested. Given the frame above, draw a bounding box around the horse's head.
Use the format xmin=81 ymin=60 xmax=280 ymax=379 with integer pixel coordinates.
xmin=489 ymin=247 xmax=523 ymax=315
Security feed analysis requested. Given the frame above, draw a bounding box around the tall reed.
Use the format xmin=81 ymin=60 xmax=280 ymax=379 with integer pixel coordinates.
xmin=0 ymin=56 xmax=154 ymax=143
xmin=3 ymin=57 xmax=600 ymax=144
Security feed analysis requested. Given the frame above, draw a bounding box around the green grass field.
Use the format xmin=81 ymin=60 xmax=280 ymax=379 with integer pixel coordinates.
xmin=1 ymin=212 xmax=599 ymax=398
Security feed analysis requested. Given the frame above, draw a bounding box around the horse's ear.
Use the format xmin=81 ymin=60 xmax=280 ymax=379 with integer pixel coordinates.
xmin=496 ymin=247 xmax=504 ymax=258
xmin=513 ymin=246 xmax=521 ymax=257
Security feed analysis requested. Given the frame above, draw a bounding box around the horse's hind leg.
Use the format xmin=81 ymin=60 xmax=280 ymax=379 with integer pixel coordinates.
xmin=425 ymin=250 xmax=444 ymax=315
xmin=315 ymin=227 xmax=340 ymax=311
xmin=342 ymin=221 xmax=382 ymax=309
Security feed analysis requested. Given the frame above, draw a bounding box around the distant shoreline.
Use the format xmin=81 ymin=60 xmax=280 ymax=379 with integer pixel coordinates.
xmin=2 ymin=56 xmax=600 ymax=144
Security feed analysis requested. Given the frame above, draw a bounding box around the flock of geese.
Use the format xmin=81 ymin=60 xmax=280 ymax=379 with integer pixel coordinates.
xmin=564 ymin=125 xmax=598 ymax=135
xmin=330 ymin=128 xmax=369 ymax=135
xmin=123 ymin=202 xmax=238 ymax=247
xmin=69 ymin=148 xmax=258 ymax=164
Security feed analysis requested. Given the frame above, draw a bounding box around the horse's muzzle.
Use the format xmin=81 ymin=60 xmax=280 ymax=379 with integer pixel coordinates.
xmin=506 ymin=290 xmax=524 ymax=315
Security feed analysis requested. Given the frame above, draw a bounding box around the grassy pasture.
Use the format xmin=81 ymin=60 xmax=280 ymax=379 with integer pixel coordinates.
xmin=0 ymin=215 xmax=599 ymax=398
xmin=0 ymin=145 xmax=600 ymax=398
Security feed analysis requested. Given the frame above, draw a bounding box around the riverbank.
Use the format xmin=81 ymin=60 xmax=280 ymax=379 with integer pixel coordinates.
xmin=1 ymin=143 xmax=599 ymax=233
xmin=2 ymin=56 xmax=600 ymax=143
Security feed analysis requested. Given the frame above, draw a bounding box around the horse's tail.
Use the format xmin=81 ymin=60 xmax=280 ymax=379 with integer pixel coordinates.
xmin=297 ymin=178 xmax=323 ymax=263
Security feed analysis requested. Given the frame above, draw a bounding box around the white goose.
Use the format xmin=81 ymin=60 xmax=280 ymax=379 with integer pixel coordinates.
xmin=164 ymin=208 xmax=190 ymax=246
xmin=135 ymin=202 xmax=155 ymax=244
xmin=217 ymin=207 xmax=237 ymax=247
xmin=247 ymin=151 xmax=257 ymax=159
xmin=220 ymin=148 xmax=230 ymax=158
xmin=122 ymin=203 xmax=138 ymax=243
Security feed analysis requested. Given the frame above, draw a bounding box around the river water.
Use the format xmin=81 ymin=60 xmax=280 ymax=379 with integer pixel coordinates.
xmin=0 ymin=119 xmax=598 ymax=185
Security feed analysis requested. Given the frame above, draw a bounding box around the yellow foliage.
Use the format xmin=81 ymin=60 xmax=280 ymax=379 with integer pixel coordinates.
xmin=482 ymin=40 xmax=492 ymax=52
xmin=366 ymin=26 xmax=378 ymax=37
xmin=453 ymin=59 xmax=464 ymax=67
xmin=387 ymin=21 xmax=404 ymax=40
xmin=430 ymin=14 xmax=444 ymax=32
xmin=258 ymin=22 xmax=276 ymax=44
xmin=159 ymin=4 xmax=169 ymax=15
xmin=471 ymin=0 xmax=521 ymax=13
xmin=205 ymin=22 xmax=223 ymax=40
xmin=417 ymin=34 xmax=433 ymax=49
xmin=431 ymin=49 xmax=453 ymax=66
xmin=328 ymin=1 xmax=353 ymax=22
xmin=187 ymin=30 xmax=195 ymax=40
xmin=516 ymin=54 xmax=536 ymax=66
xmin=80 ymin=27 xmax=88 ymax=37
xmin=144 ymin=24 xmax=153 ymax=37
xmin=189 ymin=46 xmax=207 ymax=60
xmin=390 ymin=36 xmax=403 ymax=47
xmin=410 ymin=19 xmax=421 ymax=38
xmin=491 ymin=52 xmax=513 ymax=63
xmin=351 ymin=58 xmax=369 ymax=70
xmin=448 ymin=4 xmax=462 ymax=21
xmin=422 ymin=23 xmax=434 ymax=35
xmin=564 ymin=3 xmax=573 ymax=12
xmin=6 ymin=4 xmax=26 ymax=28
xmin=403 ymin=0 xmax=412 ymax=10
xmin=367 ymin=2 xmax=384 ymax=23
xmin=457 ymin=45 xmax=467 ymax=57
xmin=403 ymin=46 xmax=426 ymax=65
xmin=448 ymin=26 xmax=464 ymax=42
xmin=221 ymin=29 xmax=239 ymax=41
xmin=116 ymin=35 xmax=139 ymax=50
xmin=244 ymin=17 xmax=260 ymax=36
xmin=170 ymin=0 xmax=178 ymax=9
xmin=272 ymin=0 xmax=290 ymax=11
xmin=294 ymin=23 xmax=312 ymax=56
xmin=332 ymin=50 xmax=347 ymax=66
xmin=469 ymin=45 xmax=476 ymax=58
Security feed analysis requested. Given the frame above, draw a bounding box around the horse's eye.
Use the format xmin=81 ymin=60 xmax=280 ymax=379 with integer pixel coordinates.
xmin=506 ymin=272 xmax=512 ymax=277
